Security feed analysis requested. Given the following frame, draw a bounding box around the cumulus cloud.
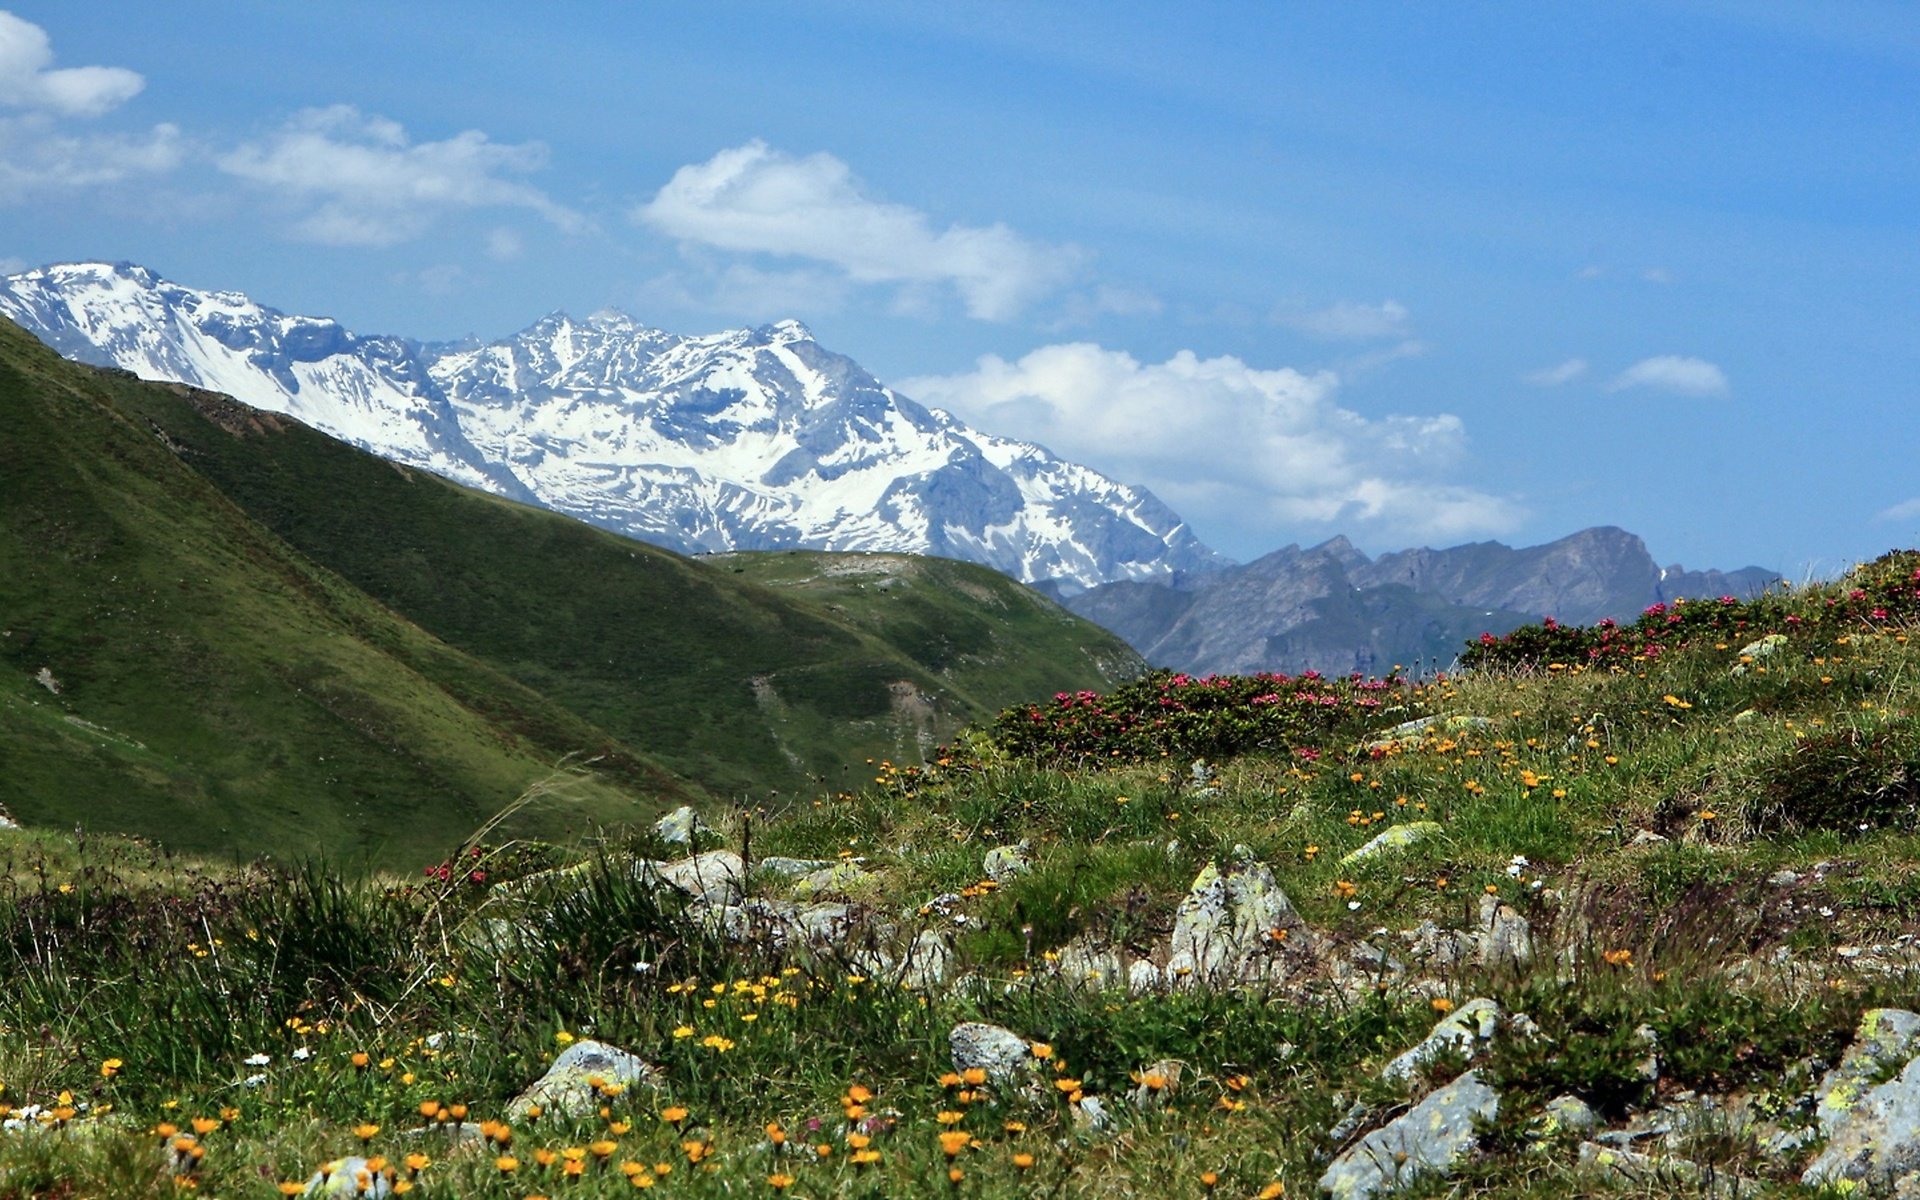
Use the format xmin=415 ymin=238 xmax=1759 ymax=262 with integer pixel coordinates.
xmin=902 ymin=342 xmax=1522 ymax=547
xmin=1608 ymin=355 xmax=1730 ymax=397
xmin=1273 ymin=298 xmax=1411 ymax=341
xmin=217 ymin=106 xmax=582 ymax=246
xmin=1524 ymin=358 xmax=1588 ymax=386
xmin=0 ymin=11 xmax=143 ymax=117
xmin=635 ymin=140 xmax=1083 ymax=320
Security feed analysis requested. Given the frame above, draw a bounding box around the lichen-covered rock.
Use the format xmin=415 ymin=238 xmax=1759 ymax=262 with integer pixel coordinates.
xmin=654 ymin=804 xmax=715 ymax=848
xmin=789 ymin=861 xmax=879 ymax=899
xmin=1578 ymin=1142 xmax=1761 ymax=1198
xmin=949 ymin=1022 xmax=1038 ymax=1083
xmin=1340 ymin=821 xmax=1443 ymax=867
xmin=1803 ymin=1049 xmax=1920 ymax=1188
xmin=1165 ymin=859 xmax=1309 ymax=987
xmin=982 ymin=842 xmax=1032 ymax=883
xmin=1318 ymin=1070 xmax=1499 ymax=1200
xmin=1737 ymin=633 xmax=1789 ymax=660
xmin=1813 ymin=1008 xmax=1920 ymax=1135
xmin=1381 ymin=998 xmax=1501 ymax=1085
xmin=1537 ymin=1094 xmax=1600 ymax=1141
xmin=508 ymin=1039 xmax=658 ymax=1121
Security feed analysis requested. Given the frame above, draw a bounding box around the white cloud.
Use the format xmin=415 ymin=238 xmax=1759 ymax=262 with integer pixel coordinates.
xmin=0 ymin=115 xmax=183 ymax=199
xmin=1642 ymin=267 xmax=1674 ymax=284
xmin=1274 ymin=298 xmax=1410 ymax=341
xmin=902 ymin=342 xmax=1522 ymax=547
xmin=635 ymin=140 xmax=1083 ymax=320
xmin=0 ymin=12 xmax=143 ymax=118
xmin=1876 ymin=498 xmax=1920 ymax=523
xmin=1608 ymin=355 xmax=1730 ymax=397
xmin=1524 ymin=358 xmax=1588 ymax=386
xmin=217 ymin=106 xmax=582 ymax=247
xmin=1578 ymin=265 xmax=1607 ymax=280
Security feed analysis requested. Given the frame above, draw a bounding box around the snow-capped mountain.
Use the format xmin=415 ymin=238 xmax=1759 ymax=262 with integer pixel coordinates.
xmin=1 ymin=262 xmax=1222 ymax=589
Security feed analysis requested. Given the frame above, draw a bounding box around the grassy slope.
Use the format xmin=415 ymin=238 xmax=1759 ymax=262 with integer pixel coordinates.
xmin=99 ymin=376 xmax=1141 ymax=798
xmin=0 ymin=321 xmax=692 ymax=867
xmin=716 ymin=550 xmax=1145 ymax=706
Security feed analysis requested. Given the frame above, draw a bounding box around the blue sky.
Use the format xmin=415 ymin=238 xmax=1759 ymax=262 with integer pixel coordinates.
xmin=3 ymin=2 xmax=1917 ymax=578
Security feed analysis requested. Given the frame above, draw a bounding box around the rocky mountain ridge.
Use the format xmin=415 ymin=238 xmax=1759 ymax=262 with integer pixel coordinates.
xmin=1062 ymin=526 xmax=1780 ymax=676
xmin=0 ymin=261 xmax=1220 ymax=590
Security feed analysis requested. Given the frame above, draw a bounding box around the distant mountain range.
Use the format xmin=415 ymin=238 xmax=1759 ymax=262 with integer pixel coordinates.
xmin=0 ymin=262 xmax=1220 ymax=591
xmin=1056 ymin=527 xmax=1780 ymax=676
xmin=1 ymin=261 xmax=1780 ymax=681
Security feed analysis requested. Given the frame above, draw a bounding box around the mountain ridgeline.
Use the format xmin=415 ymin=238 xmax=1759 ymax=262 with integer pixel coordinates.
xmin=1057 ymin=529 xmax=1780 ymax=677
xmin=0 ymin=316 xmax=1141 ymax=865
xmin=0 ymin=262 xmax=1220 ymax=591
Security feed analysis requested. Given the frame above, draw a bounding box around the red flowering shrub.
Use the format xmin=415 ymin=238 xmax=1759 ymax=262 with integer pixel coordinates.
xmin=957 ymin=668 xmax=1412 ymax=767
xmin=1460 ymin=550 xmax=1920 ymax=671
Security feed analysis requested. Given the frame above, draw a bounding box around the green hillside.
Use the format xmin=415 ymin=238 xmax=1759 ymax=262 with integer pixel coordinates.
xmin=0 ymin=322 xmax=692 ymax=867
xmin=90 ymin=373 xmax=1143 ymax=799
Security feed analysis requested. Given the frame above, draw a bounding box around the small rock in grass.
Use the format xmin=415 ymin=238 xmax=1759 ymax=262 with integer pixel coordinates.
xmin=1127 ymin=959 xmax=1164 ymax=993
xmin=894 ymin=930 xmax=954 ymax=990
xmin=1381 ymin=997 xmax=1501 ymax=1085
xmin=1073 ymin=1094 xmax=1113 ymax=1130
xmin=653 ymin=804 xmax=715 ymax=848
xmin=643 ymin=850 xmax=745 ymax=905
xmin=949 ymin=1022 xmax=1037 ymax=1083
xmin=1165 ymin=858 xmax=1311 ymax=987
xmin=982 ymin=842 xmax=1032 ymax=883
xmin=302 ymin=1157 xmax=394 ymax=1197
xmin=790 ymin=860 xmax=878 ymax=898
xmin=1318 ymin=1070 xmax=1499 ymax=1200
xmin=1126 ymin=1059 xmax=1185 ymax=1108
xmin=1339 ymin=821 xmax=1443 ymax=867
xmin=756 ymin=856 xmax=838 ymax=878
xmin=1536 ymin=1094 xmax=1601 ymax=1141
xmin=1476 ymin=893 xmax=1533 ymax=965
xmin=1579 ymin=1141 xmax=1762 ymax=1198
xmin=508 ymin=1039 xmax=658 ymax=1121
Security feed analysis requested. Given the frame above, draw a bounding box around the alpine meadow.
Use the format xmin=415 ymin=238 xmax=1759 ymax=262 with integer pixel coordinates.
xmin=5 ymin=5 xmax=1920 ymax=1200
